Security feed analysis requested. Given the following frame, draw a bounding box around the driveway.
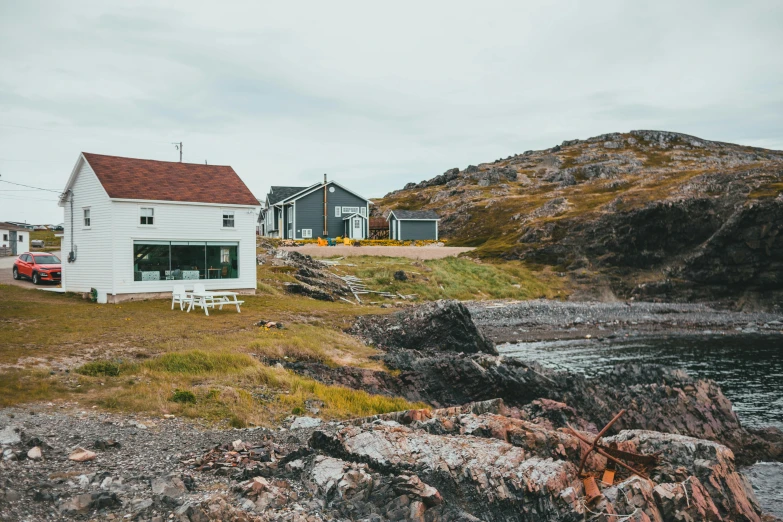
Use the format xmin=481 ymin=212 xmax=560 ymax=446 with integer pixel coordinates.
xmin=0 ymin=251 xmax=61 ymax=288
xmin=279 ymin=245 xmax=474 ymax=259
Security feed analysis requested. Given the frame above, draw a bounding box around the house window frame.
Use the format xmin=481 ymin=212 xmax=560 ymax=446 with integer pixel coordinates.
xmin=287 ymin=207 xmax=293 ymax=224
xmin=139 ymin=207 xmax=155 ymax=226
xmin=83 ymin=207 xmax=91 ymax=229
xmin=301 ymin=228 xmax=312 ymax=238
xmin=341 ymin=206 xmax=359 ymax=215
xmin=222 ymin=210 xmax=235 ymax=229
xmin=359 ymin=207 xmax=367 ymax=216
xmin=335 ymin=206 xmax=341 ymax=217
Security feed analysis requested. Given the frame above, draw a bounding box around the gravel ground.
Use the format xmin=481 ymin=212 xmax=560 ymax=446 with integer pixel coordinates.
xmin=467 ymin=299 xmax=783 ymax=342
xmin=278 ymin=245 xmax=473 ymax=259
xmin=0 ymin=404 xmax=307 ymax=521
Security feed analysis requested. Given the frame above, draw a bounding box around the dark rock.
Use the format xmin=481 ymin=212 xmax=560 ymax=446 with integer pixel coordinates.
xmin=393 ymin=270 xmax=408 ymax=281
xmin=350 ymin=300 xmax=497 ymax=355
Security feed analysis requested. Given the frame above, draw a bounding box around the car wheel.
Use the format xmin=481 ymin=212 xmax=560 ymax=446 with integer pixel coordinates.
xmin=32 ymin=272 xmax=40 ymax=285
xmin=13 ymin=267 xmax=19 ymax=280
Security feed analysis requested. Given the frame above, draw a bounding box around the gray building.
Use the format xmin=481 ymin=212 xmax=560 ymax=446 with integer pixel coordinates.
xmin=259 ymin=179 xmax=372 ymax=240
xmin=387 ymin=210 xmax=440 ymax=240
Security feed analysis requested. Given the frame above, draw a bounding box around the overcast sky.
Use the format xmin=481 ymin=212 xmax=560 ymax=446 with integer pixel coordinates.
xmin=1 ymin=1 xmax=782 ymax=223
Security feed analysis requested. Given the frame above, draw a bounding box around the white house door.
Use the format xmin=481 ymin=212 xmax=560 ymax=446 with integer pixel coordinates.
xmin=350 ymin=217 xmax=363 ymax=239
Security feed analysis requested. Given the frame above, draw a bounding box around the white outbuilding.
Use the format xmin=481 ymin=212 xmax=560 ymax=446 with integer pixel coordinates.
xmin=0 ymin=222 xmax=30 ymax=256
xmin=59 ymin=153 xmax=261 ymax=303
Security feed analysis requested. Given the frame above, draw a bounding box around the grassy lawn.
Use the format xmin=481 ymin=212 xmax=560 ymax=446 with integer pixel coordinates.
xmin=0 ymin=256 xmax=561 ymax=426
xmin=30 ymin=230 xmax=62 ymax=250
xmin=326 ymin=255 xmax=566 ymax=301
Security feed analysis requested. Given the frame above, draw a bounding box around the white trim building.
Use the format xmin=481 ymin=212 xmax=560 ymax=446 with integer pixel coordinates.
xmin=259 ymin=178 xmax=372 ymax=240
xmin=0 ymin=222 xmax=30 ymax=256
xmin=59 ymin=153 xmax=260 ymax=303
xmin=387 ymin=210 xmax=441 ymax=240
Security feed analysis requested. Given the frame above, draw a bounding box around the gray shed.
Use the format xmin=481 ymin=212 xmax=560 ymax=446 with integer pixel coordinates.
xmin=387 ymin=210 xmax=440 ymax=240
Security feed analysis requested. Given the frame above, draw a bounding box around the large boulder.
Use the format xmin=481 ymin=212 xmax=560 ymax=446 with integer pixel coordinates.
xmin=350 ymin=300 xmax=497 ymax=355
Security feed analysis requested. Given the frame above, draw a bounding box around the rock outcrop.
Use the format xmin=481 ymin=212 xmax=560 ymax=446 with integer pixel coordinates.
xmin=350 ymin=300 xmax=497 ymax=355
xmin=377 ymin=130 xmax=783 ymax=307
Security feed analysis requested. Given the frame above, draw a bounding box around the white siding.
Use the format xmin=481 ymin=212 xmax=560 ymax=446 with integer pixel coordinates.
xmin=0 ymin=228 xmax=29 ymax=254
xmin=110 ymin=200 xmax=258 ymax=295
xmin=61 ymin=160 xmax=113 ymax=293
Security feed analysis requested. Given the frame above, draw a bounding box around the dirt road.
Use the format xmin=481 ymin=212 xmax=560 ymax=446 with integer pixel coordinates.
xmin=278 ymin=245 xmax=473 ymax=259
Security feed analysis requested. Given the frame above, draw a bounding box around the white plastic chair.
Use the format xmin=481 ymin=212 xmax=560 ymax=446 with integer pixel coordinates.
xmin=171 ymin=284 xmax=192 ymax=311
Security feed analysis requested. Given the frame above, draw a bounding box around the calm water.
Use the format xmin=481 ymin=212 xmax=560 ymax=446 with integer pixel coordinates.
xmin=498 ymin=334 xmax=783 ymax=430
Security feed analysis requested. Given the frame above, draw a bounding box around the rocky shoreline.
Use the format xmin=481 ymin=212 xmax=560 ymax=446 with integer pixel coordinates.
xmin=2 ymin=299 xmax=783 ymax=521
xmin=466 ymin=299 xmax=783 ymax=343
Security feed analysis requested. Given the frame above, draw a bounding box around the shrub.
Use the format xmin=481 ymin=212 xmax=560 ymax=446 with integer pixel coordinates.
xmin=171 ymin=389 xmax=196 ymax=403
xmin=76 ymin=360 xmax=121 ymax=377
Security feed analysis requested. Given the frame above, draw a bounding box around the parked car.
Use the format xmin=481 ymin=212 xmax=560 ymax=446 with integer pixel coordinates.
xmin=13 ymin=252 xmax=62 ymax=284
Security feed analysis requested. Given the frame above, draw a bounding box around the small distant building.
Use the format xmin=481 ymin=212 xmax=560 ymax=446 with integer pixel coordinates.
xmin=0 ymin=222 xmax=30 ymax=256
xmin=259 ymin=177 xmax=372 ymax=240
xmin=387 ymin=210 xmax=440 ymax=240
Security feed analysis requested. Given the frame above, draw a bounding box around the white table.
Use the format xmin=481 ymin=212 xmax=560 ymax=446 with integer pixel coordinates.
xmin=186 ymin=291 xmax=244 ymax=316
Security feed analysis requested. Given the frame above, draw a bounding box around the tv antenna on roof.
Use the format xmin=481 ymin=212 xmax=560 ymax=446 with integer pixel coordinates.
xmin=172 ymin=142 xmax=183 ymax=163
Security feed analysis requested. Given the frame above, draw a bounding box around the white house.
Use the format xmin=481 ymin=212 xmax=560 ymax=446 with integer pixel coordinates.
xmin=59 ymin=153 xmax=261 ymax=303
xmin=0 ymin=222 xmax=30 ymax=256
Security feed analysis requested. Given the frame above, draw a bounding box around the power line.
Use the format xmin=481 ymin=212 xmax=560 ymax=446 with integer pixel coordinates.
xmin=0 ymin=195 xmax=60 ymax=203
xmin=0 ymin=178 xmax=62 ymax=194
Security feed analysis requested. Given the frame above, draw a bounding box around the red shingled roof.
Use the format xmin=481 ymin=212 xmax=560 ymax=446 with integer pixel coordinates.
xmin=82 ymin=153 xmax=259 ymax=206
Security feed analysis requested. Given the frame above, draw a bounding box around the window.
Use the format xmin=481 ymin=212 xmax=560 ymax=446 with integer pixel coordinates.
xmin=222 ymin=211 xmax=235 ymax=228
xmin=359 ymin=207 xmax=366 ymax=216
xmin=140 ymin=207 xmax=154 ymax=225
xmin=354 ymin=219 xmax=361 ymax=229
xmin=18 ymin=235 xmax=23 ymax=242
xmin=335 ymin=207 xmax=341 ymax=217
xmin=301 ymin=229 xmax=312 ymax=238
xmin=342 ymin=206 xmax=359 ymax=215
xmin=133 ymin=241 xmax=239 ymax=281
xmin=2 ymin=234 xmax=7 ymax=241
xmin=83 ymin=208 xmax=91 ymax=227
xmin=287 ymin=210 xmax=293 ymax=223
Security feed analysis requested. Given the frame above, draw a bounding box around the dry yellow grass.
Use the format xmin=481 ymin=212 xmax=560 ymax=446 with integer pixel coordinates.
xmin=0 ymin=281 xmax=423 ymax=425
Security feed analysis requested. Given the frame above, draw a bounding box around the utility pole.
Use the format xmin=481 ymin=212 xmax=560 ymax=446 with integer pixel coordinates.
xmin=172 ymin=142 xmax=183 ymax=162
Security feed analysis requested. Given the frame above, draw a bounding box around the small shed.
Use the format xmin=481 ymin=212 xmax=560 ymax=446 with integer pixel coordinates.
xmin=387 ymin=210 xmax=440 ymax=240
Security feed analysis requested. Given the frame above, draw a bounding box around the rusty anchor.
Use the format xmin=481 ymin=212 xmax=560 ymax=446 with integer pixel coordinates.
xmin=565 ymin=409 xmax=659 ymax=485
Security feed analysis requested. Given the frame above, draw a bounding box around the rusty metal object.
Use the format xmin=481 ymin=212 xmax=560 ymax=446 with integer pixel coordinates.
xmin=601 ymin=469 xmax=616 ymax=486
xmin=582 ymin=475 xmax=601 ymax=503
xmin=566 ymin=409 xmax=655 ymax=481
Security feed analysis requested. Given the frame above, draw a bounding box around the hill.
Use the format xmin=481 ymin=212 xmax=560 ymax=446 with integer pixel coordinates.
xmin=376 ymin=130 xmax=783 ymax=307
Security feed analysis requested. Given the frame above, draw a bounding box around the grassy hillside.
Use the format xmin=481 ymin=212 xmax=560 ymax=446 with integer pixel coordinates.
xmin=375 ymin=130 xmax=783 ymax=303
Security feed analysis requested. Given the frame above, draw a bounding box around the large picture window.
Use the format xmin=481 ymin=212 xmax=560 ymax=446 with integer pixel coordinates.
xmin=133 ymin=241 xmax=239 ymax=281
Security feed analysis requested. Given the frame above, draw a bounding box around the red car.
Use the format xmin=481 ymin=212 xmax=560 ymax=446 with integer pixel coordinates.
xmin=13 ymin=252 xmax=62 ymax=285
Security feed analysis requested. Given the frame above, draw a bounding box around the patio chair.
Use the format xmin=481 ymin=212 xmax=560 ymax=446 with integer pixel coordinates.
xmin=317 ymin=237 xmax=328 ymax=247
xmin=171 ymin=284 xmax=193 ymax=311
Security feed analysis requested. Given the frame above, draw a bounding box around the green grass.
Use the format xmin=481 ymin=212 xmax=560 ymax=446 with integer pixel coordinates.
xmin=143 ymin=350 xmax=254 ymax=374
xmin=0 ymin=276 xmax=427 ymax=425
xmin=30 ymin=230 xmax=61 ymax=250
xmin=332 ymin=255 xmax=564 ymax=300
xmin=76 ymin=360 xmax=123 ymax=377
